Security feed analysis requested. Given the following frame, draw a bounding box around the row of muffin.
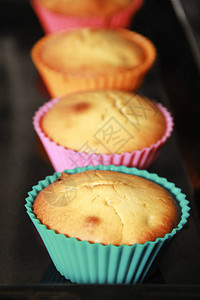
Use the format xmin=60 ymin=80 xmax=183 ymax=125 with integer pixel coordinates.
xmin=26 ymin=1 xmax=190 ymax=285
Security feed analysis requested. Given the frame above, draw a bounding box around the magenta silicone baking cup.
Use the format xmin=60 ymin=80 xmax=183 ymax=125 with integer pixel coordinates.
xmin=31 ymin=0 xmax=144 ymax=33
xmin=33 ymin=97 xmax=174 ymax=172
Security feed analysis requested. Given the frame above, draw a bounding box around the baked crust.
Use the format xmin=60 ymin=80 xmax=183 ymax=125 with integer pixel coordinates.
xmin=33 ymin=170 xmax=179 ymax=245
xmin=38 ymin=28 xmax=144 ymax=75
xmin=42 ymin=90 xmax=166 ymax=154
xmin=31 ymin=28 xmax=156 ymax=96
xmin=39 ymin=0 xmax=132 ymax=17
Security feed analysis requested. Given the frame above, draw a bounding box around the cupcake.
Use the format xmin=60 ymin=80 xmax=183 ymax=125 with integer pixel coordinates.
xmin=25 ymin=165 xmax=190 ymax=284
xmin=33 ymin=90 xmax=173 ymax=172
xmin=31 ymin=27 xmax=156 ymax=98
xmin=31 ymin=0 xmax=144 ymax=33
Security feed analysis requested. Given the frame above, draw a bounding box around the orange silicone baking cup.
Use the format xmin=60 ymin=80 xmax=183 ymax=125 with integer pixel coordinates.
xmin=31 ymin=29 xmax=156 ymax=98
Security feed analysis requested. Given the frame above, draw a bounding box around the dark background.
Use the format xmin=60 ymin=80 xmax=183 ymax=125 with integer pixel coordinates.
xmin=0 ymin=0 xmax=200 ymax=298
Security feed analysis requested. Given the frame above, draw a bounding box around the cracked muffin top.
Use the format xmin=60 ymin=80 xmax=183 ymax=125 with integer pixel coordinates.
xmin=41 ymin=90 xmax=166 ymax=154
xmin=38 ymin=0 xmax=132 ymax=17
xmin=33 ymin=170 xmax=179 ymax=245
xmin=35 ymin=28 xmax=145 ymax=75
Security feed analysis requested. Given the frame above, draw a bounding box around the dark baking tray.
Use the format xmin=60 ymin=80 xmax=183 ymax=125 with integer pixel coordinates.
xmin=0 ymin=0 xmax=200 ymax=298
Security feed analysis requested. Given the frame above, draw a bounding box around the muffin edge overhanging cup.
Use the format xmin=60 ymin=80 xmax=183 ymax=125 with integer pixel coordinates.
xmin=25 ymin=164 xmax=190 ymax=284
xmin=33 ymin=96 xmax=174 ymax=172
xmin=31 ymin=29 xmax=156 ymax=98
xmin=31 ymin=0 xmax=144 ymax=33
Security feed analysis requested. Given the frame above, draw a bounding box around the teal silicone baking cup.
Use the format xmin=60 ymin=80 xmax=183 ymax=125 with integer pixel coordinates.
xmin=25 ymin=165 xmax=190 ymax=284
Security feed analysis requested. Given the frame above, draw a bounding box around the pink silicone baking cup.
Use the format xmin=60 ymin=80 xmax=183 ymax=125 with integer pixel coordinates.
xmin=33 ymin=97 xmax=174 ymax=172
xmin=31 ymin=0 xmax=144 ymax=33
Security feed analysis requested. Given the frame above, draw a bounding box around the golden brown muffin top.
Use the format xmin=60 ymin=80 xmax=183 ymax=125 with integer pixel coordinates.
xmin=38 ymin=28 xmax=144 ymax=75
xmin=33 ymin=170 xmax=179 ymax=245
xmin=39 ymin=0 xmax=132 ymax=17
xmin=42 ymin=90 xmax=166 ymax=154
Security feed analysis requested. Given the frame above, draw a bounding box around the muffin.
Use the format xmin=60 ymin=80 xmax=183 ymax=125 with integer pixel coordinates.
xmin=31 ymin=28 xmax=156 ymax=98
xmin=33 ymin=170 xmax=179 ymax=245
xmin=31 ymin=0 xmax=144 ymax=33
xmin=39 ymin=0 xmax=133 ymax=17
xmin=33 ymin=90 xmax=173 ymax=171
xmin=25 ymin=165 xmax=190 ymax=284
